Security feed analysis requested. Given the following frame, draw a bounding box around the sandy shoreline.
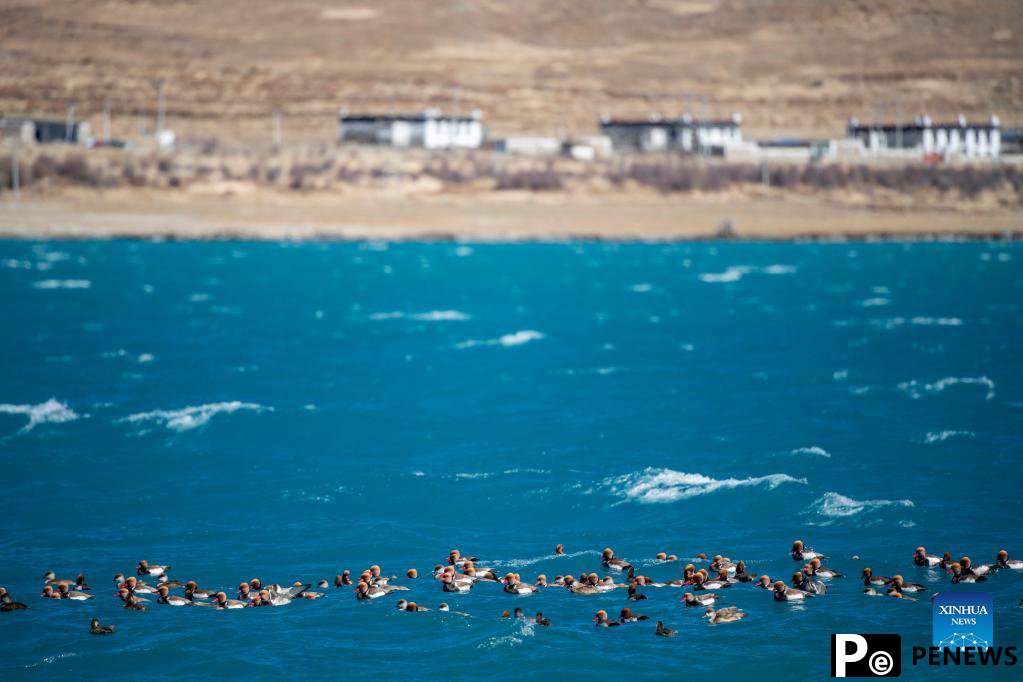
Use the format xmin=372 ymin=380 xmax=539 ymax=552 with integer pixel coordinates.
xmin=0 ymin=190 xmax=1020 ymax=241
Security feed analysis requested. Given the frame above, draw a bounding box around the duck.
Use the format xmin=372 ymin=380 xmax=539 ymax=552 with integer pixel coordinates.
xmin=56 ymin=584 xmax=94 ymax=600
xmin=704 ymin=606 xmax=747 ymax=623
xmin=317 ymin=580 xmax=329 ymax=589
xmin=682 ymin=591 xmax=718 ymax=607
xmin=335 ymin=570 xmax=352 ymax=587
xmin=212 ymin=592 xmax=247 ymax=609
xmin=595 ymin=576 xmax=620 ymax=592
xmin=693 ymin=570 xmax=730 ymax=591
xmin=618 ymin=607 xmax=649 ymax=623
xmin=939 ymin=552 xmax=954 ymax=570
xmin=555 ymin=544 xmax=565 ymax=556
xmin=184 ymin=581 xmax=215 ymax=601
xmin=502 ymin=573 xmax=537 ymax=595
xmin=136 ymin=560 xmax=171 ymax=577
xmin=593 ymin=610 xmax=621 ymax=627
xmin=534 ymin=574 xmax=548 ymax=588
xmin=792 ymin=540 xmax=824 ymax=561
xmin=793 ymin=570 xmax=827 ymax=595
xmin=42 ymin=571 xmax=79 ymax=589
xmin=601 ymin=548 xmax=632 ymax=572
xmin=40 ymin=586 xmax=61 ymax=599
xmin=89 ymin=618 xmax=115 ymax=634
xmin=710 ymin=555 xmax=736 ymax=576
xmin=1 ymin=594 xmax=28 ymax=611
xmin=535 ymin=612 xmax=551 ymax=626
xmin=733 ymin=561 xmax=756 ymax=582
xmin=755 ymin=575 xmax=773 ymax=589
xmin=123 ymin=595 xmax=147 ymax=611
xmin=887 ymin=575 xmax=926 ymax=594
xmin=949 ymin=563 xmax=986 ymax=583
xmin=155 ymin=577 xmax=182 ymax=589
xmin=155 ymin=585 xmax=193 ymax=606
xmin=913 ymin=547 xmax=942 ymax=567
xmin=861 ymin=568 xmax=890 ymax=587
xmin=395 ymin=599 xmax=429 ymax=612
xmin=809 ymin=558 xmax=843 ymax=578
xmin=567 ymin=576 xmax=600 ymax=595
xmin=655 ymin=620 xmax=676 ymax=637
xmin=447 ymin=550 xmax=479 ymax=567
xmin=995 ymin=550 xmax=1023 ymax=570
xmin=627 ymin=583 xmax=647 ymax=601
xmin=440 ymin=573 xmax=472 ymax=593
xmin=773 ymin=580 xmax=811 ymax=601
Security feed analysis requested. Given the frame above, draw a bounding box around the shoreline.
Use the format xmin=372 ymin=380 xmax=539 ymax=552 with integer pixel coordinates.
xmin=1 ymin=190 xmax=1020 ymax=242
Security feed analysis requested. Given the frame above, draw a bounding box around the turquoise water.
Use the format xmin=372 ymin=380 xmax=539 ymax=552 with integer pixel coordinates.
xmin=1 ymin=239 xmax=1021 ymax=679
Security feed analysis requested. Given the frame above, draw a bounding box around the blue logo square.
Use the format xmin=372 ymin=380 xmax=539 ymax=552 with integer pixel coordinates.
xmin=932 ymin=592 xmax=993 ymax=649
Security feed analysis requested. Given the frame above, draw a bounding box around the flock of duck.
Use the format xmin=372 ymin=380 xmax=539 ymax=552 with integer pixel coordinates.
xmin=3 ymin=542 xmax=1021 ymax=637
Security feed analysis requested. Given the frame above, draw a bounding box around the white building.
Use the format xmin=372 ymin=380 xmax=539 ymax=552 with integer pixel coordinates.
xmin=848 ymin=115 xmax=1001 ymax=159
xmin=599 ymin=113 xmax=744 ymax=154
xmin=337 ymin=108 xmax=485 ymax=150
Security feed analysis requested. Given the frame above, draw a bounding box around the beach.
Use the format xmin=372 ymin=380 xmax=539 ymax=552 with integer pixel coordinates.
xmin=2 ymin=189 xmax=1020 ymax=241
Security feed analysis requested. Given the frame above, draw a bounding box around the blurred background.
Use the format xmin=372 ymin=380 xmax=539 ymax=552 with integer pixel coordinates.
xmin=0 ymin=0 xmax=1020 ymax=237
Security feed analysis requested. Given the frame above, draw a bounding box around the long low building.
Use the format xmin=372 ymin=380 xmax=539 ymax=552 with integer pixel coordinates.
xmin=337 ymin=109 xmax=485 ymax=150
xmin=848 ymin=115 xmax=1001 ymax=159
xmin=0 ymin=116 xmax=90 ymax=144
xmin=599 ymin=113 xmax=743 ymax=154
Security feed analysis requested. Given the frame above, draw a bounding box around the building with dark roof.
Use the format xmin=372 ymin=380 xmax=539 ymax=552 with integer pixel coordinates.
xmin=847 ymin=115 xmax=1001 ymax=159
xmin=337 ymin=109 xmax=484 ymax=149
xmin=599 ymin=113 xmax=743 ymax=154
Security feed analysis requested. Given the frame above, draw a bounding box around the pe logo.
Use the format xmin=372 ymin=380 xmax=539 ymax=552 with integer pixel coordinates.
xmin=831 ymin=634 xmax=901 ymax=677
xmin=933 ymin=592 xmax=993 ymax=649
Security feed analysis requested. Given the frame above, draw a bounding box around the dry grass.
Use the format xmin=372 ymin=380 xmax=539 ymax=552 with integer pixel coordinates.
xmin=0 ymin=0 xmax=1020 ymax=146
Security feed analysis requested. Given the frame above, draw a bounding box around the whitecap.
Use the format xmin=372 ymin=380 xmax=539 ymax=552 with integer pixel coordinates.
xmin=910 ymin=317 xmax=962 ymax=326
xmin=699 ymin=266 xmax=750 ymax=283
xmin=605 ymin=467 xmax=805 ymax=504
xmin=899 ymin=376 xmax=995 ymax=401
xmin=493 ymin=549 xmax=599 ymax=569
xmin=122 ymin=401 xmax=269 ymax=432
xmin=762 ymin=264 xmax=797 ymax=275
xmin=454 ymin=472 xmax=494 ymax=479
xmin=813 ymin=492 xmax=913 ymax=518
xmin=457 ymin=330 xmax=544 ymax=349
xmin=33 ymin=279 xmax=91 ymax=289
xmin=411 ymin=310 xmax=470 ymax=321
xmin=924 ymin=430 xmax=974 ymax=444
xmin=137 ymin=353 xmax=155 ymax=363
xmin=370 ymin=312 xmax=406 ymax=320
xmin=791 ymin=446 xmax=831 ymax=458
xmin=2 ymin=258 xmax=32 ymax=269
xmin=630 ymin=283 xmax=652 ymax=293
xmin=859 ymin=297 xmax=890 ymax=307
xmin=0 ymin=398 xmax=79 ymax=433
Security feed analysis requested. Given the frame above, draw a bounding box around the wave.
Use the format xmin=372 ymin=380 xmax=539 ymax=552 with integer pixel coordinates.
xmin=899 ymin=376 xmax=995 ymax=401
xmin=123 ymin=401 xmax=269 ymax=432
xmin=859 ymin=297 xmax=890 ymax=307
xmin=605 ymin=467 xmax=805 ymax=504
xmin=457 ymin=330 xmax=544 ymax=349
xmin=924 ymin=430 xmax=974 ymax=444
xmin=812 ymin=492 xmax=913 ymax=519
xmin=791 ymin=446 xmax=831 ymax=458
xmin=699 ymin=266 xmax=750 ymax=283
xmin=490 ymin=549 xmax=599 ymax=569
xmin=371 ymin=310 xmax=470 ymax=321
xmin=0 ymin=398 xmax=79 ymax=433
xmin=762 ymin=264 xmax=797 ymax=275
xmin=33 ymin=279 xmax=91 ymax=289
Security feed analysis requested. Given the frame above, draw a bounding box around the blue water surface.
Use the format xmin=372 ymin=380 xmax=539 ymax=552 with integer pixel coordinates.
xmin=1 ymin=239 xmax=1021 ymax=679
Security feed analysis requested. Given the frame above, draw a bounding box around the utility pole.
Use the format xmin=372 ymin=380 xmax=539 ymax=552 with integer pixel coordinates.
xmin=272 ymin=109 xmax=282 ymax=150
xmin=65 ymin=103 xmax=76 ymax=143
xmin=11 ymin=153 xmax=20 ymax=203
xmin=156 ymin=79 xmax=166 ymax=135
xmin=103 ymin=97 xmax=111 ymax=144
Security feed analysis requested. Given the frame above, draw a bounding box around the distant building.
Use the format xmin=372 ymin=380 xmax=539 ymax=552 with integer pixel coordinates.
xmin=0 ymin=116 xmax=90 ymax=144
xmin=847 ymin=115 xmax=1001 ymax=159
xmin=337 ymin=108 xmax=484 ymax=150
xmin=599 ymin=113 xmax=743 ymax=154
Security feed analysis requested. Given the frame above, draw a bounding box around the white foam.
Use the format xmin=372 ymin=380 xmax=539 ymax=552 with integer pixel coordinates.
xmin=457 ymin=330 xmax=544 ymax=349
xmin=33 ymin=279 xmax=91 ymax=289
xmin=137 ymin=353 xmax=155 ymax=364
xmin=123 ymin=401 xmax=269 ymax=431
xmin=859 ymin=297 xmax=890 ymax=307
xmin=910 ymin=316 xmax=963 ymax=326
xmin=899 ymin=376 xmax=995 ymax=401
xmin=606 ymin=467 xmax=805 ymax=504
xmin=791 ymin=446 xmax=831 ymax=458
xmin=454 ymin=472 xmax=494 ymax=479
xmin=491 ymin=549 xmax=599 ymax=569
xmin=813 ymin=492 xmax=913 ymax=518
xmin=924 ymin=430 xmax=974 ymax=444
xmin=699 ymin=266 xmax=750 ymax=283
xmin=762 ymin=264 xmax=797 ymax=275
xmin=630 ymin=283 xmax=652 ymax=293
xmin=2 ymin=258 xmax=32 ymax=269
xmin=0 ymin=398 xmax=79 ymax=433
xmin=371 ymin=310 xmax=470 ymax=321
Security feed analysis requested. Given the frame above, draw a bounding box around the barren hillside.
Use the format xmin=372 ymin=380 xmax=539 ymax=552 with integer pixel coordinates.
xmin=1 ymin=0 xmax=1021 ymax=145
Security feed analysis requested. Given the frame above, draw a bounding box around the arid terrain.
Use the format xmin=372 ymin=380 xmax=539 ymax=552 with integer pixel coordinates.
xmin=1 ymin=0 xmax=1021 ymax=143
